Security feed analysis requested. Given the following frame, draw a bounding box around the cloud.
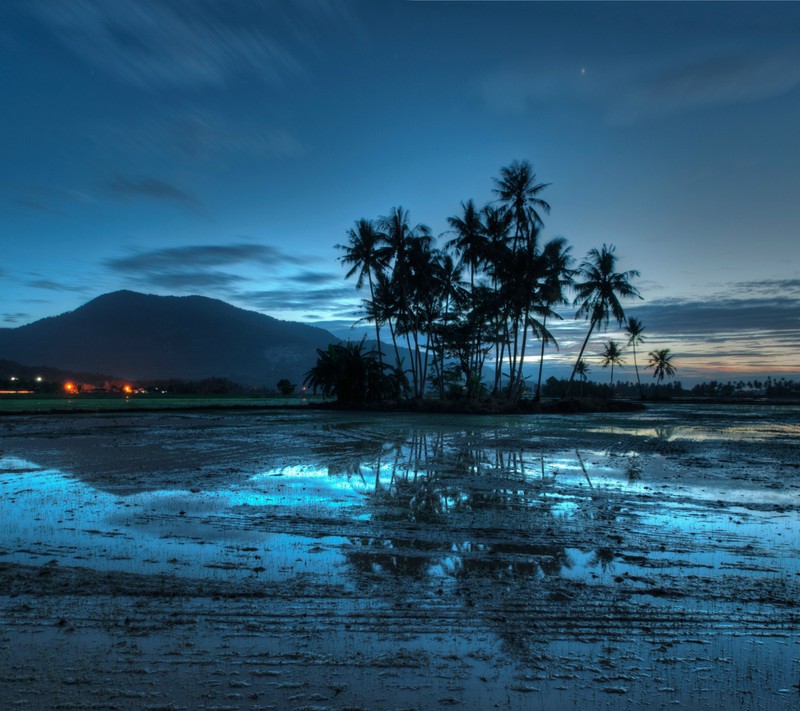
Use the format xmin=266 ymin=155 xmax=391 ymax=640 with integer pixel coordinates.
xmin=628 ymin=295 xmax=800 ymax=335
xmin=611 ymin=49 xmax=800 ymax=124
xmin=479 ymin=48 xmax=800 ymax=124
xmin=103 ymin=242 xmax=338 ymax=310
xmin=235 ymin=285 xmax=356 ymax=314
xmin=2 ymin=312 xmax=30 ymax=325
xmin=106 ymin=243 xmax=313 ymax=274
xmin=126 ymin=271 xmax=247 ymax=291
xmin=732 ymin=277 xmax=800 ymax=297
xmin=106 ymin=176 xmax=200 ymax=208
xmin=287 ymin=271 xmax=341 ymax=286
xmin=169 ymin=113 xmax=306 ymax=160
xmin=27 ymin=0 xmax=358 ymax=89
xmin=14 ymin=199 xmax=72 ymax=218
xmin=103 ymin=110 xmax=306 ymax=165
xmin=25 ymin=279 xmax=89 ymax=293
xmin=29 ymin=1 xmax=298 ymax=88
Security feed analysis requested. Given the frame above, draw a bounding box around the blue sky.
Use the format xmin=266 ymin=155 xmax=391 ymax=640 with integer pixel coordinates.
xmin=2 ymin=1 xmax=799 ymax=382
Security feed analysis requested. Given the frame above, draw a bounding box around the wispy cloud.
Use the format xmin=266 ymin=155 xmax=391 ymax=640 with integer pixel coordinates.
xmin=27 ymin=0 xmax=358 ymax=89
xmin=235 ymin=285 xmax=356 ymax=314
xmin=25 ymin=279 xmax=89 ymax=293
xmin=14 ymin=199 xmax=72 ymax=218
xmin=168 ymin=112 xmax=306 ymax=160
xmin=103 ymin=242 xmax=335 ymax=310
xmin=106 ymin=243 xmax=313 ymax=274
xmin=479 ymin=48 xmax=800 ymax=124
xmin=287 ymin=271 xmax=342 ymax=286
xmin=732 ymin=277 xmax=800 ymax=297
xmin=126 ymin=271 xmax=248 ymax=291
xmin=101 ymin=109 xmax=306 ymax=166
xmin=29 ymin=1 xmax=298 ymax=88
xmin=106 ymin=176 xmax=200 ymax=209
xmin=2 ymin=312 xmax=30 ymax=325
xmin=611 ymin=49 xmax=800 ymax=124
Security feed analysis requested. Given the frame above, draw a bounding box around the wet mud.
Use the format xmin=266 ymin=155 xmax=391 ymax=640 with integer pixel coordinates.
xmin=1 ymin=404 xmax=799 ymax=709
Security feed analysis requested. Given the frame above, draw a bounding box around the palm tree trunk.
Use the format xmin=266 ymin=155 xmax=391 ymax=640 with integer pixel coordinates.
xmin=513 ymin=309 xmax=530 ymax=401
xmin=534 ymin=315 xmax=547 ymax=402
xmin=403 ymin=326 xmax=417 ymax=397
xmin=632 ymin=344 xmax=643 ymax=399
xmin=420 ymin=328 xmax=431 ymax=398
xmin=564 ymin=319 xmax=596 ymax=398
xmin=367 ymin=273 xmax=383 ymax=367
xmin=510 ymin=313 xmax=522 ymax=399
xmin=387 ymin=318 xmax=401 ymax=371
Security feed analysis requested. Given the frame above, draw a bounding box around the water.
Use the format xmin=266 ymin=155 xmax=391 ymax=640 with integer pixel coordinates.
xmin=1 ymin=402 xmax=799 ymax=709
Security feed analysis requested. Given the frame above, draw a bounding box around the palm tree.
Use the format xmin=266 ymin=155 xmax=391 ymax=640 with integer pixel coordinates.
xmin=493 ymin=160 xmax=551 ymax=248
xmin=445 ymin=199 xmax=486 ymax=289
xmin=481 ymin=205 xmax=513 ymax=395
xmin=377 ymin=207 xmax=432 ymax=397
xmin=624 ymin=317 xmax=646 ymax=399
xmin=533 ymin=236 xmax=573 ymax=401
xmin=575 ymin=358 xmax=590 ymax=397
xmin=565 ymin=244 xmax=641 ymax=397
xmin=647 ymin=348 xmax=676 ymax=396
xmin=336 ymin=219 xmax=389 ymax=365
xmin=600 ymin=339 xmax=625 ymax=395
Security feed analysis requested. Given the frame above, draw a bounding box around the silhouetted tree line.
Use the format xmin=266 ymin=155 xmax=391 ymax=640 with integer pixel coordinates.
xmin=689 ymin=377 xmax=799 ymax=398
xmin=539 ymin=377 xmax=800 ymax=400
xmin=539 ymin=377 xmax=684 ymax=400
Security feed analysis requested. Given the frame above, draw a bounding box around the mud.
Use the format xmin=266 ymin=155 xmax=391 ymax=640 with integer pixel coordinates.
xmin=1 ymin=403 xmax=799 ymax=709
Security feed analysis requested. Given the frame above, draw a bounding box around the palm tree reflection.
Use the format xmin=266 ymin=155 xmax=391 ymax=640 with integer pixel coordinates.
xmin=321 ymin=430 xmax=626 ymax=588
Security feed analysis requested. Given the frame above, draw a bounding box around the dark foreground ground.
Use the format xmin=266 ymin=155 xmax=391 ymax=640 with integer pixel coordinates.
xmin=1 ymin=403 xmax=799 ymax=709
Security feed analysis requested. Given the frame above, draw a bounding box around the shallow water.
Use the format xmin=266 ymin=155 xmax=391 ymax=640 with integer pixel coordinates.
xmin=1 ymin=403 xmax=799 ymax=709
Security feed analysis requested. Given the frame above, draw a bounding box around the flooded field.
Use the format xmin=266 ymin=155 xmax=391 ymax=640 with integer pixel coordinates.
xmin=1 ymin=403 xmax=799 ymax=709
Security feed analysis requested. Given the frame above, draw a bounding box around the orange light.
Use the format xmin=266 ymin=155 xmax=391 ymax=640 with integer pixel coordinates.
xmin=123 ymin=385 xmax=133 ymax=394
xmin=64 ymin=382 xmax=75 ymax=393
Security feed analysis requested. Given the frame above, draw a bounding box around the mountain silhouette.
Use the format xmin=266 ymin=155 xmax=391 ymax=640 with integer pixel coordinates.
xmin=0 ymin=291 xmax=338 ymax=386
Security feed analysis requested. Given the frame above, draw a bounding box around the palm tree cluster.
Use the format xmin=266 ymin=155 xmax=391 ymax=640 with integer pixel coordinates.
xmin=587 ymin=321 xmax=677 ymax=399
xmin=333 ymin=160 xmax=644 ymax=402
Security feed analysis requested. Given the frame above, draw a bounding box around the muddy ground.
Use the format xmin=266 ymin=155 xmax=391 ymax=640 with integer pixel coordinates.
xmin=1 ymin=403 xmax=799 ymax=709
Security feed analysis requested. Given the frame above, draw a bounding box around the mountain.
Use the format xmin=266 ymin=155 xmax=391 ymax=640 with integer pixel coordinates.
xmin=0 ymin=291 xmax=339 ymax=387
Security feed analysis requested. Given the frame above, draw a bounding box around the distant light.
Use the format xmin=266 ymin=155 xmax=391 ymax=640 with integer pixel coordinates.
xmin=10 ymin=376 xmax=17 ymax=381
xmin=64 ymin=382 xmax=76 ymax=393
xmin=123 ymin=385 xmax=133 ymax=394
xmin=35 ymin=376 xmax=43 ymax=382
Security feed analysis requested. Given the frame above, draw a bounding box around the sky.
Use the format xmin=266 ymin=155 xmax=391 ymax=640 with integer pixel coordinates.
xmin=1 ymin=0 xmax=799 ymax=383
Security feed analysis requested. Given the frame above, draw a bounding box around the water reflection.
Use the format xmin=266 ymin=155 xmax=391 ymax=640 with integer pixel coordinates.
xmin=300 ymin=429 xmax=633 ymax=596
